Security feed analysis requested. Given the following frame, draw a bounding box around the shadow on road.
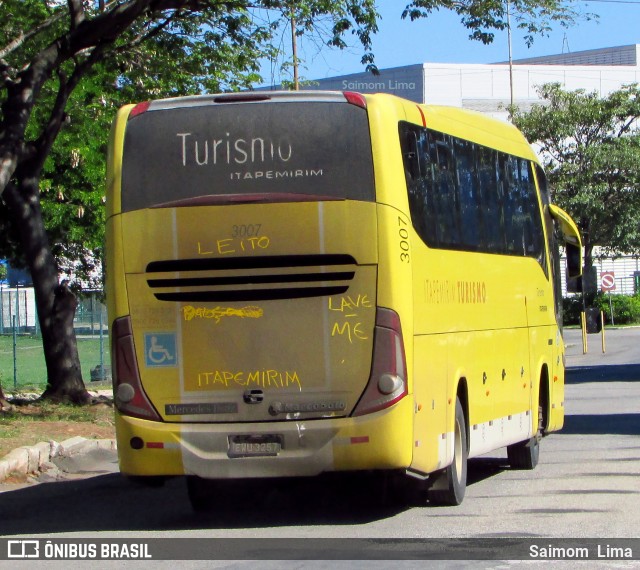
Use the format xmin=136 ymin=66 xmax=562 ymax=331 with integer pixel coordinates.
xmin=467 ymin=457 xmax=509 ymax=486
xmin=562 ymin=361 xmax=640 ymax=435
xmin=560 ymin=413 xmax=640 ymax=436
xmin=0 ymin=460 xmax=509 ymax=535
xmin=566 ymin=364 xmax=640 ymax=384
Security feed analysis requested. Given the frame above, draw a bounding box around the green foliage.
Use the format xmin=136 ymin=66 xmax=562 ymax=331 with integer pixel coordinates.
xmin=563 ymin=294 xmax=640 ymax=326
xmin=562 ymin=296 xmax=583 ymax=326
xmin=513 ymin=83 xmax=640 ymax=268
xmin=594 ymin=293 xmax=640 ymax=326
xmin=402 ymin=1 xmax=594 ymax=46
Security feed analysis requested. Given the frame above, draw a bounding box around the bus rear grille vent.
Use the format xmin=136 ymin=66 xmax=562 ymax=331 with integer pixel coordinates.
xmin=145 ymin=254 xmax=356 ymax=302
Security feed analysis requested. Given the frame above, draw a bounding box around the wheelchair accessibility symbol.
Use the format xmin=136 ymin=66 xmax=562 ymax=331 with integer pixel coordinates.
xmin=144 ymin=333 xmax=177 ymax=367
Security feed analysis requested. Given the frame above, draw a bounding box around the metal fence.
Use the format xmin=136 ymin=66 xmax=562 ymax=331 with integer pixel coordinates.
xmin=0 ymin=287 xmax=109 ymax=391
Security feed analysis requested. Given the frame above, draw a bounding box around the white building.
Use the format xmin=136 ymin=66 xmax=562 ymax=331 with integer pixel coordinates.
xmin=299 ymin=45 xmax=640 ymax=295
xmin=302 ymin=44 xmax=640 ymax=119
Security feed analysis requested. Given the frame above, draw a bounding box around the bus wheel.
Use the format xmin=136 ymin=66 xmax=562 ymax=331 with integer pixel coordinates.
xmin=186 ymin=476 xmax=217 ymax=512
xmin=428 ymin=397 xmax=467 ymax=506
xmin=507 ymin=405 xmax=542 ymax=470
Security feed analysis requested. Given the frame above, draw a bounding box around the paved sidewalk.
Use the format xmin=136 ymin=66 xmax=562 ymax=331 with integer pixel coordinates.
xmin=0 ymin=436 xmax=117 ymax=487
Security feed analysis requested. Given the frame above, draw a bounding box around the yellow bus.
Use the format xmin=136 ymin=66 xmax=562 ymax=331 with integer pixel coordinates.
xmin=106 ymin=91 xmax=581 ymax=508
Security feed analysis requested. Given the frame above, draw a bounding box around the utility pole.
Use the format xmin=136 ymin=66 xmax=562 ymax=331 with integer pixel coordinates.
xmin=506 ymin=0 xmax=514 ymax=115
xmin=290 ymin=8 xmax=299 ymax=90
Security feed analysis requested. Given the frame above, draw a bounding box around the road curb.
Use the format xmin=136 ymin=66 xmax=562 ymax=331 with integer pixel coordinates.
xmin=0 ymin=437 xmax=117 ymax=482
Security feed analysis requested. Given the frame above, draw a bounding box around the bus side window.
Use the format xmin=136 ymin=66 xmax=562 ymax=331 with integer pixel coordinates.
xmin=399 ymin=121 xmax=548 ymax=268
xmin=503 ymin=157 xmax=546 ymax=266
xmin=400 ymin=123 xmax=437 ymax=246
xmin=522 ymin=161 xmax=546 ymax=271
xmin=501 ymin=154 xmax=522 ymax=255
xmin=480 ymin=147 xmax=505 ymax=254
xmin=455 ymin=138 xmax=484 ymax=250
xmin=430 ymin=134 xmax=460 ymax=246
xmin=402 ymin=128 xmax=422 ymax=182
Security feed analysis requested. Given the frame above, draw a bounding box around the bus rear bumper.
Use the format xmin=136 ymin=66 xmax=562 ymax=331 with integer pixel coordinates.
xmin=114 ymin=397 xmax=414 ymax=478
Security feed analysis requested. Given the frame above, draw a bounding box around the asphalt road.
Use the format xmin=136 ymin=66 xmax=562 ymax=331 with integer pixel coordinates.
xmin=0 ymin=327 xmax=638 ymax=568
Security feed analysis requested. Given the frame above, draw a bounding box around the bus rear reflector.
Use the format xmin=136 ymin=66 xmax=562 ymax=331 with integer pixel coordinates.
xmin=112 ymin=316 xmax=162 ymax=421
xmin=343 ymin=91 xmax=367 ymax=109
xmin=352 ymin=308 xmax=408 ymax=417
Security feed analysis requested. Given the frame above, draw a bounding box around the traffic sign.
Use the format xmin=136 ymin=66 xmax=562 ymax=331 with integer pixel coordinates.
xmin=600 ymin=271 xmax=616 ymax=292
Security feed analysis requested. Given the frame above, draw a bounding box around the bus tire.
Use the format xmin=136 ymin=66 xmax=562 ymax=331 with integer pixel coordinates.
xmin=428 ymin=397 xmax=467 ymax=506
xmin=507 ymin=405 xmax=542 ymax=470
xmin=186 ymin=476 xmax=217 ymax=512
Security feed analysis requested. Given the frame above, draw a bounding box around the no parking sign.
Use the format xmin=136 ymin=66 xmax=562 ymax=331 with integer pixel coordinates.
xmin=600 ymin=271 xmax=616 ymax=292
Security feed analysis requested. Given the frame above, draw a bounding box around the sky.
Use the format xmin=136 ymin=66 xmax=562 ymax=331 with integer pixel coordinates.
xmin=259 ymin=1 xmax=640 ymax=86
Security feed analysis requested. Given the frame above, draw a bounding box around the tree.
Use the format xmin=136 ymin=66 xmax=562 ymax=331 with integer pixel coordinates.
xmin=0 ymin=0 xmax=379 ymax=403
xmin=513 ymin=83 xmax=640 ymax=276
xmin=0 ymin=1 xmax=587 ymax=403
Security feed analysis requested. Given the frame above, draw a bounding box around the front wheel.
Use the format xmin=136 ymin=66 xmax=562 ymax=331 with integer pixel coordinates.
xmin=507 ymin=405 xmax=542 ymax=470
xmin=428 ymin=397 xmax=467 ymax=506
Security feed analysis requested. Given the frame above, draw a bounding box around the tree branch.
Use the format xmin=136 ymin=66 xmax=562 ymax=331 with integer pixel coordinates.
xmin=123 ymin=13 xmax=178 ymax=49
xmin=32 ymin=45 xmax=106 ymax=176
xmin=617 ymin=116 xmax=639 ymax=138
xmin=68 ymin=0 xmax=87 ymax=30
xmin=0 ymin=11 xmax=66 ymax=60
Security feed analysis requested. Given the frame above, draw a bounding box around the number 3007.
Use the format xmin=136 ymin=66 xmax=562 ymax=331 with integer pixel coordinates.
xmin=398 ymin=217 xmax=410 ymax=262
xmin=232 ymin=224 xmax=262 ymax=238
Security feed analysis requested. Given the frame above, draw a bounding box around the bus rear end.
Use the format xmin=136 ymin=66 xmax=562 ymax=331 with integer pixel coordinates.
xmin=106 ymin=92 xmax=413 ymax=487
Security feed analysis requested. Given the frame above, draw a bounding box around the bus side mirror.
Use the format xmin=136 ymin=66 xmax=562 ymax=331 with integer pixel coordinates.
xmin=549 ymin=204 xmax=582 ymax=279
xmin=566 ymin=243 xmax=581 ymax=279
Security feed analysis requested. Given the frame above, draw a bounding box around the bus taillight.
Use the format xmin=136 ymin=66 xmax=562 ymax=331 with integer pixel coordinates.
xmin=352 ymin=308 xmax=408 ymax=416
xmin=112 ymin=316 xmax=162 ymax=421
xmin=343 ymin=91 xmax=367 ymax=109
xmin=128 ymin=101 xmax=150 ymax=119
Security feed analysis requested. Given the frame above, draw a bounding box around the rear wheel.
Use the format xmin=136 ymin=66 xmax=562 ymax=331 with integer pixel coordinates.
xmin=428 ymin=397 xmax=467 ymax=506
xmin=507 ymin=405 xmax=542 ymax=470
xmin=186 ymin=476 xmax=218 ymax=512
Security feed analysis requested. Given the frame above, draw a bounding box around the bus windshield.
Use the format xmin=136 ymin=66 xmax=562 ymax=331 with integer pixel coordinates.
xmin=121 ymin=100 xmax=375 ymax=211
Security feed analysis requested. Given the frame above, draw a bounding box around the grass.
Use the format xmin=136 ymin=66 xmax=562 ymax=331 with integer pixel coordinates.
xmin=0 ymin=334 xmax=109 ymax=391
xmin=0 ymin=401 xmax=96 ymax=423
xmin=0 ymin=398 xmax=116 ymax=461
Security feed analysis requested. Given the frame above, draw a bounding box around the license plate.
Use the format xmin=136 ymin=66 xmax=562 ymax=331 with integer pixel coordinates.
xmin=228 ymin=435 xmax=283 ymax=458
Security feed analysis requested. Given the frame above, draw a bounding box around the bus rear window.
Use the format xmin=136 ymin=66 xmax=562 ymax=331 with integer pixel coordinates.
xmin=121 ymin=101 xmax=375 ymax=211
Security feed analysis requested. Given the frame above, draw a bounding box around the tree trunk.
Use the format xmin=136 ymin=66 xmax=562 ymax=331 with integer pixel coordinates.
xmin=0 ymin=383 xmax=10 ymax=410
xmin=583 ymin=242 xmax=594 ymax=273
xmin=2 ymin=180 xmax=90 ymax=404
